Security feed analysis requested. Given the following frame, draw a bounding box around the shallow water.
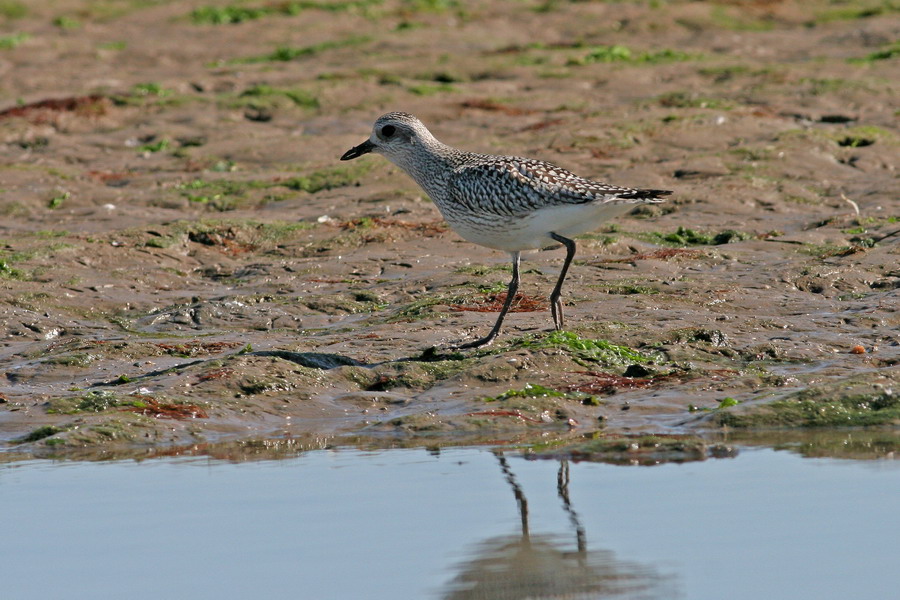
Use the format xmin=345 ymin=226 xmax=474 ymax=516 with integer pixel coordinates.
xmin=2 ymin=446 xmax=898 ymax=599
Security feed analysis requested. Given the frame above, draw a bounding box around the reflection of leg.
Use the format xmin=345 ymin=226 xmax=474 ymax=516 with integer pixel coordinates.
xmin=549 ymin=233 xmax=576 ymax=331
xmin=557 ymin=459 xmax=586 ymax=554
xmin=495 ymin=451 xmax=529 ymax=540
xmin=458 ymin=252 xmax=520 ymax=349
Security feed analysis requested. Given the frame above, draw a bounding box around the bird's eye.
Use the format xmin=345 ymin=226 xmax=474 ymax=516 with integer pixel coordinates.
xmin=381 ymin=125 xmax=396 ymax=138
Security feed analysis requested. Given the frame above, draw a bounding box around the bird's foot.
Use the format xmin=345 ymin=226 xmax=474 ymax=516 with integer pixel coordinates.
xmin=449 ymin=333 xmax=497 ymax=351
xmin=550 ymin=299 xmax=565 ymax=331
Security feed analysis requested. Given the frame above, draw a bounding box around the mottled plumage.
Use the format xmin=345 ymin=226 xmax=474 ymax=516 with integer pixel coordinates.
xmin=341 ymin=112 xmax=671 ymax=348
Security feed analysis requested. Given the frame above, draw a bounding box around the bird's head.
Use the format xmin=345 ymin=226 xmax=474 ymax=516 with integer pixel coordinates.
xmin=340 ymin=112 xmax=435 ymax=166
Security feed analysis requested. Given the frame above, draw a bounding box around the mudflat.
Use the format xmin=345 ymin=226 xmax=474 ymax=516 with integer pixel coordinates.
xmin=1 ymin=0 xmax=897 ymax=456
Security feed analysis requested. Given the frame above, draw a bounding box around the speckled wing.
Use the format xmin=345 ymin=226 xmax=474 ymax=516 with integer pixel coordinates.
xmin=448 ymin=156 xmax=670 ymax=217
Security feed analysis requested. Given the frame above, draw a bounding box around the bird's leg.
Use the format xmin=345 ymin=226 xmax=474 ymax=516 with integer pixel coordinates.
xmin=549 ymin=232 xmax=576 ymax=331
xmin=456 ymin=252 xmax=520 ymax=349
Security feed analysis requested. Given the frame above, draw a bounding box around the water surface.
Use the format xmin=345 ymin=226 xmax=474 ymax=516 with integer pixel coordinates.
xmin=3 ymin=445 xmax=898 ymax=599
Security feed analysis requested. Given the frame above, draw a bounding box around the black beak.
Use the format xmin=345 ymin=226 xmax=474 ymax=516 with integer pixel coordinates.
xmin=340 ymin=139 xmax=375 ymax=161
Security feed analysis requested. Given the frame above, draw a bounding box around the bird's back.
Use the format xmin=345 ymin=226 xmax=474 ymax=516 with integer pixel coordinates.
xmin=444 ymin=154 xmax=669 ymax=219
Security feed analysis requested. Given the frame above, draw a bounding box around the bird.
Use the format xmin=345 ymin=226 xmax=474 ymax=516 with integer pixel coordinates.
xmin=340 ymin=112 xmax=671 ymax=349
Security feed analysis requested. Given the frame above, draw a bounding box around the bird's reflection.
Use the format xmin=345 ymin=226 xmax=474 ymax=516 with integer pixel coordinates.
xmin=440 ymin=453 xmax=677 ymax=599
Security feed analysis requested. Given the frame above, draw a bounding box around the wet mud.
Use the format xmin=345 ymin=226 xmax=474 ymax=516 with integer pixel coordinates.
xmin=1 ymin=0 xmax=898 ymax=457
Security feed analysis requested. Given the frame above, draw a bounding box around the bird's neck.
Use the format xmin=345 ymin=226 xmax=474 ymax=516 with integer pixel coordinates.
xmin=390 ymin=135 xmax=462 ymax=197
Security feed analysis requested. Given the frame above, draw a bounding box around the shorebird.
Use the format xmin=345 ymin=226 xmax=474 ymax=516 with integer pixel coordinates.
xmin=341 ymin=112 xmax=671 ymax=348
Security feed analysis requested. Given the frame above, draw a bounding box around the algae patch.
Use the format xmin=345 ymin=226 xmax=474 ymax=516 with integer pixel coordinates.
xmin=48 ymin=390 xmax=122 ymax=414
xmin=637 ymin=226 xmax=753 ymax=247
xmin=512 ymin=331 xmax=660 ymax=367
xmin=278 ymin=162 xmax=373 ymax=194
xmin=17 ymin=425 xmax=65 ymax=443
xmin=716 ymin=376 xmax=900 ymax=428
xmin=483 ymin=382 xmax=596 ymax=406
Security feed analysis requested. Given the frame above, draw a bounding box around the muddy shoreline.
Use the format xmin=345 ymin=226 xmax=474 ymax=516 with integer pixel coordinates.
xmin=1 ymin=0 xmax=898 ymax=457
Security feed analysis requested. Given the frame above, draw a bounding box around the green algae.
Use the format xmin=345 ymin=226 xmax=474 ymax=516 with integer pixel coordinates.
xmin=43 ymin=353 xmax=100 ymax=368
xmin=849 ymin=40 xmax=900 ymax=63
xmin=0 ymin=31 xmax=28 ymax=49
xmin=17 ymin=425 xmax=64 ymax=443
xmin=279 ymin=162 xmax=372 ymax=194
xmin=48 ymin=390 xmax=123 ymax=414
xmin=131 ymin=82 xmax=172 ymax=97
xmin=717 ymin=382 xmax=900 ymax=428
xmin=515 ymin=331 xmax=658 ymax=367
xmin=385 ymin=295 xmax=454 ymax=322
xmin=655 ymin=92 xmax=734 ymax=110
xmin=568 ymin=45 xmax=700 ymax=66
xmin=191 ymin=4 xmax=271 ymax=24
xmin=366 ymin=362 xmax=434 ymax=390
xmin=483 ymin=382 xmax=597 ymax=406
xmin=363 ymin=353 xmax=475 ymax=391
xmin=229 ymin=35 xmax=371 ymax=64
xmin=591 ymin=282 xmax=659 ymax=295
xmin=637 ymin=226 xmax=752 ymax=247
xmin=0 ymin=260 xmax=26 ymax=280
xmin=486 ymin=383 xmax=561 ymax=401
xmin=0 ymin=1 xmax=27 ymax=19
xmin=190 ymin=0 xmax=382 ymax=24
xmin=690 ymin=397 xmax=741 ymax=413
xmin=815 ymin=1 xmax=899 ymax=23
xmin=229 ymin=84 xmax=320 ymax=111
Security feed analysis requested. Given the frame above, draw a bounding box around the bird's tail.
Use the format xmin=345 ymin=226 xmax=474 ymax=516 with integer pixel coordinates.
xmin=619 ymin=189 xmax=673 ymax=201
